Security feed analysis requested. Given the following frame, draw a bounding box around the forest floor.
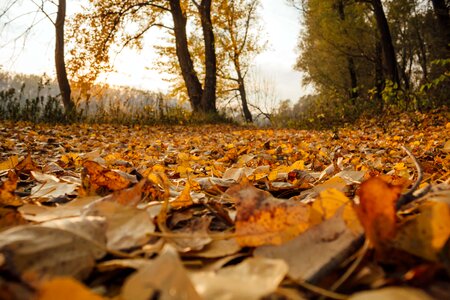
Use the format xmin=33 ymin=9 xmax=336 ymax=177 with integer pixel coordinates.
xmin=0 ymin=110 xmax=449 ymax=300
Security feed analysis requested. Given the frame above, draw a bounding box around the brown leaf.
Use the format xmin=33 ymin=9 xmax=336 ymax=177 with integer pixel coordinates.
xmin=0 ymin=218 xmax=106 ymax=283
xmin=228 ymin=183 xmax=310 ymax=247
xmin=82 ymin=160 xmax=132 ymax=194
xmin=121 ymin=245 xmax=201 ymax=300
xmin=15 ymin=154 xmax=38 ymax=174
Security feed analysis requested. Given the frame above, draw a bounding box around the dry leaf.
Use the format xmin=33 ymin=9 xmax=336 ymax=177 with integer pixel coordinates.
xmin=393 ymin=201 xmax=450 ymax=261
xmin=171 ymin=181 xmax=194 ymax=208
xmin=84 ymin=200 xmax=155 ymax=250
xmin=255 ymin=209 xmax=363 ymax=283
xmin=19 ymin=196 xmax=101 ymax=222
xmin=36 ymin=277 xmax=104 ymax=300
xmin=228 ymin=183 xmax=310 ymax=247
xmin=30 ymin=181 xmax=78 ymax=200
xmin=169 ymin=216 xmax=213 ymax=252
xmin=15 ymin=154 xmax=38 ymax=174
xmin=82 ymin=160 xmax=132 ymax=194
xmin=0 ymin=170 xmax=21 ymax=206
xmin=186 ymin=239 xmax=241 ymax=258
xmin=189 ymin=257 xmax=288 ymax=300
xmin=0 ymin=220 xmax=106 ymax=282
xmin=355 ymin=177 xmax=403 ymax=251
xmin=0 ymin=155 xmax=19 ymax=171
xmin=349 ymin=287 xmax=434 ymax=300
xmin=121 ymin=244 xmax=201 ymax=300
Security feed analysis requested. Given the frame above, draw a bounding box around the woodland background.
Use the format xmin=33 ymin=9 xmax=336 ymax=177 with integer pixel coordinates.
xmin=0 ymin=1 xmax=449 ymax=299
xmin=0 ymin=0 xmax=448 ymax=126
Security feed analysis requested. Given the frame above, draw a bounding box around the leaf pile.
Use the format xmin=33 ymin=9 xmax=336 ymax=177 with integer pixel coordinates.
xmin=0 ymin=114 xmax=449 ymax=299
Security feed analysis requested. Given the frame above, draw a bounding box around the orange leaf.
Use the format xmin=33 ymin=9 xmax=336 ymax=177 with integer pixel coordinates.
xmin=37 ymin=277 xmax=104 ymax=300
xmin=0 ymin=170 xmax=21 ymax=206
xmin=229 ymin=183 xmax=310 ymax=247
xmin=171 ymin=182 xmax=194 ymax=209
xmin=82 ymin=161 xmax=131 ymax=194
xmin=355 ymin=177 xmax=402 ymax=251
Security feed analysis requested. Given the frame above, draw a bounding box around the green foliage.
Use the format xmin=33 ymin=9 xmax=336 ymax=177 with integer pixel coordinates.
xmin=289 ymin=0 xmax=449 ymax=128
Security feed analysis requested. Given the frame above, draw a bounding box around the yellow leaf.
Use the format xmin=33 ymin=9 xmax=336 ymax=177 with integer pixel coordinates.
xmin=310 ymin=188 xmax=347 ymax=221
xmin=268 ymin=170 xmax=278 ymax=182
xmin=394 ymin=162 xmax=407 ymax=171
xmin=152 ymin=164 xmax=166 ymax=173
xmin=393 ymin=201 xmax=450 ymax=261
xmin=178 ymin=152 xmax=190 ymax=161
xmin=171 ymin=182 xmax=194 ymax=209
xmin=288 ymin=160 xmax=305 ymax=171
xmin=0 ymin=155 xmax=18 ymax=170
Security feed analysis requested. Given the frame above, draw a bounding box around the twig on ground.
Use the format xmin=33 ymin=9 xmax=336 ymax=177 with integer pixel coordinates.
xmin=396 ymin=146 xmax=430 ymax=210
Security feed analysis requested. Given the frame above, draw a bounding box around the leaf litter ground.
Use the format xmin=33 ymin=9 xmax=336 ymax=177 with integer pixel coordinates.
xmin=0 ymin=112 xmax=449 ymax=300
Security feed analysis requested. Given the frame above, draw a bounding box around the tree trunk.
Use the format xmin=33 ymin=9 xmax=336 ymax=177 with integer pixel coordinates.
xmin=55 ymin=0 xmax=75 ymax=115
xmin=169 ymin=0 xmax=203 ymax=112
xmin=198 ymin=0 xmax=217 ymax=114
xmin=371 ymin=0 xmax=400 ymax=86
xmin=431 ymin=0 xmax=450 ymax=51
xmin=374 ymin=39 xmax=384 ymax=107
xmin=237 ymin=70 xmax=252 ymax=122
xmin=335 ymin=0 xmax=358 ymax=102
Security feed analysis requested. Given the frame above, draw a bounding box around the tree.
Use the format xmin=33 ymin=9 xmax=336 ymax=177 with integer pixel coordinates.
xmin=55 ymin=0 xmax=74 ymax=114
xmin=294 ymin=0 xmax=375 ymax=101
xmin=335 ymin=0 xmax=358 ymax=101
xmin=1 ymin=0 xmax=76 ymax=115
xmin=431 ymin=0 xmax=450 ymax=51
xmin=215 ymin=0 xmax=264 ymax=123
xmin=168 ymin=0 xmax=204 ymax=112
xmin=195 ymin=0 xmax=217 ymax=113
xmin=369 ymin=0 xmax=400 ymax=86
xmin=68 ymin=0 xmax=218 ymax=115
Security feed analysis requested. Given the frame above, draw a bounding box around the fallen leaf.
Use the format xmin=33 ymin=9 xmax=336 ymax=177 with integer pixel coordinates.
xmin=0 ymin=219 xmax=106 ymax=282
xmin=393 ymin=201 xmax=450 ymax=261
xmin=15 ymin=154 xmax=38 ymax=174
xmin=121 ymin=244 xmax=201 ymax=300
xmin=36 ymin=277 xmax=104 ymax=300
xmin=171 ymin=181 xmax=194 ymax=208
xmin=0 ymin=155 xmax=18 ymax=171
xmin=349 ymin=287 xmax=434 ymax=300
xmin=185 ymin=239 xmax=241 ymax=258
xmin=19 ymin=196 xmax=101 ymax=222
xmin=82 ymin=160 xmax=132 ymax=194
xmin=189 ymin=257 xmax=288 ymax=300
xmin=228 ymin=183 xmax=310 ymax=247
xmin=31 ymin=171 xmax=60 ymax=183
xmin=169 ymin=216 xmax=213 ymax=252
xmin=84 ymin=200 xmax=155 ymax=250
xmin=97 ymin=258 xmax=154 ymax=272
xmin=355 ymin=177 xmax=403 ymax=252
xmin=255 ymin=209 xmax=363 ymax=283
xmin=0 ymin=170 xmax=21 ymax=206
xmin=40 ymin=216 xmax=107 ymax=247
xmin=30 ymin=181 xmax=78 ymax=200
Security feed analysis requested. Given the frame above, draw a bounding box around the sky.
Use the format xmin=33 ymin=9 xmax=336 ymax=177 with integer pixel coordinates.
xmin=0 ymin=0 xmax=305 ymax=103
